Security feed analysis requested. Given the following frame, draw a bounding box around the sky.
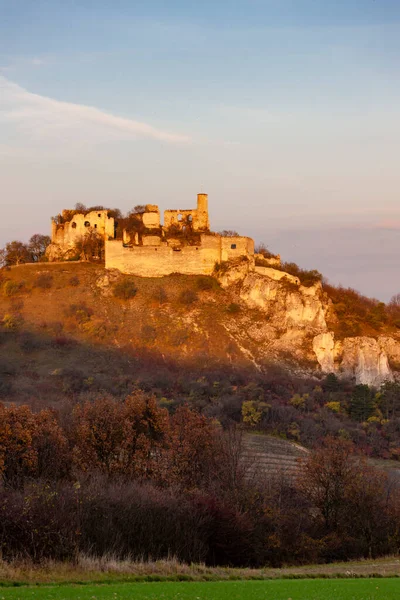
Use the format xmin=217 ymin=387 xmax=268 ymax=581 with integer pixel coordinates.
xmin=1 ymin=0 xmax=400 ymax=301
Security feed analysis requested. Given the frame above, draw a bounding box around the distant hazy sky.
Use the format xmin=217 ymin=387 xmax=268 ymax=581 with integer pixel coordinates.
xmin=1 ymin=1 xmax=399 ymax=300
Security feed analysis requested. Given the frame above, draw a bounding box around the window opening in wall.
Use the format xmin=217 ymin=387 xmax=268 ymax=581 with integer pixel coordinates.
xmin=188 ymin=215 xmax=193 ymax=222
xmin=231 ymin=244 xmax=237 ymax=249
xmin=71 ymin=222 xmax=77 ymax=229
xmin=177 ymin=214 xmax=183 ymax=221
xmin=94 ymin=224 xmax=97 ymax=228
xmin=98 ymin=213 xmax=101 ymax=217
xmin=84 ymin=221 xmax=90 ymax=227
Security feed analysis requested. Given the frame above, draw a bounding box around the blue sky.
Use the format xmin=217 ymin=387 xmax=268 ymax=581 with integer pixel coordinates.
xmin=1 ymin=0 xmax=400 ymax=300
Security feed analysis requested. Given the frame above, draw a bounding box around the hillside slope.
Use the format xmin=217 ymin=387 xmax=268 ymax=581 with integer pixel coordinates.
xmin=1 ymin=260 xmax=400 ymax=390
xmin=2 ymin=261 xmax=400 ymax=458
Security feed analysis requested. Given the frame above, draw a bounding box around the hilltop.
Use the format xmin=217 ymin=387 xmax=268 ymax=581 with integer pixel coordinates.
xmin=1 ymin=259 xmax=400 ymax=459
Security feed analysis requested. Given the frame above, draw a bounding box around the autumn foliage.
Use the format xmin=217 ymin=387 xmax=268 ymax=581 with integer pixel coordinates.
xmin=0 ymin=397 xmax=399 ymax=567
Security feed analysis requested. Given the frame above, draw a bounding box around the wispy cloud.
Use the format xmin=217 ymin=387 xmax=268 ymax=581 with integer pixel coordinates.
xmin=0 ymin=76 xmax=190 ymax=144
xmin=0 ymin=55 xmax=52 ymax=73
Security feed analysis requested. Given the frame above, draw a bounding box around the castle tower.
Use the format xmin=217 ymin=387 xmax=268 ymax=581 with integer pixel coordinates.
xmin=196 ymin=193 xmax=210 ymax=231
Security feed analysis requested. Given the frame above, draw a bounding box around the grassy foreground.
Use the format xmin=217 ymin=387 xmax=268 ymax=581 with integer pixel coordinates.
xmin=2 ymin=579 xmax=400 ymax=600
xmin=1 ymin=556 xmax=400 ymax=586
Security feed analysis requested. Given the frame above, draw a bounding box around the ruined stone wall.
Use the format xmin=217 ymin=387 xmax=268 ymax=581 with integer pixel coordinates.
xmin=221 ymin=236 xmax=254 ymax=262
xmin=106 ymin=234 xmax=221 ymax=277
xmin=142 ymin=206 xmax=160 ymax=229
xmin=52 ymin=210 xmax=115 ymax=248
xmin=163 ymin=193 xmax=210 ymax=232
xmin=164 ymin=209 xmax=197 ymax=230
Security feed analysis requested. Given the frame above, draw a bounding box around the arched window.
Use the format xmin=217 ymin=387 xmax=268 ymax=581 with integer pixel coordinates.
xmin=177 ymin=214 xmax=183 ymax=222
xmin=71 ymin=222 xmax=77 ymax=229
xmin=84 ymin=221 xmax=90 ymax=227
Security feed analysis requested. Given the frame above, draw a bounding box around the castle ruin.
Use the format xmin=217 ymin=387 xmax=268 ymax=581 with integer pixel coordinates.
xmin=49 ymin=194 xmax=255 ymax=277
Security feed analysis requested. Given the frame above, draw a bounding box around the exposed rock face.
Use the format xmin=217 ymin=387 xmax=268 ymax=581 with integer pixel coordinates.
xmin=218 ymin=262 xmax=400 ymax=386
xmin=45 ymin=243 xmax=64 ymax=262
xmin=46 ymin=243 xmax=79 ymax=262
xmin=220 ymin=268 xmax=328 ymax=332
xmin=254 ymin=266 xmax=300 ymax=285
xmin=313 ymin=332 xmax=335 ymax=373
xmin=218 ymin=264 xmax=329 ymax=368
xmin=338 ymin=337 xmax=393 ymax=386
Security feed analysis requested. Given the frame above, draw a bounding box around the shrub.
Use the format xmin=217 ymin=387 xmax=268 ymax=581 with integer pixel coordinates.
xmin=65 ymin=302 xmax=94 ymax=323
xmin=179 ymin=289 xmax=198 ymax=305
xmin=281 ymin=263 xmax=322 ymax=287
xmin=2 ymin=313 xmax=24 ymax=330
xmin=113 ymin=278 xmax=138 ymax=300
xmin=227 ymin=302 xmax=240 ymax=314
xmin=69 ymin=275 xmax=80 ymax=287
xmin=3 ymin=280 xmax=23 ymax=297
xmin=141 ymin=324 xmax=157 ymax=343
xmin=34 ymin=273 xmax=53 ymax=289
xmin=81 ymin=318 xmax=108 ymax=339
xmin=196 ymin=276 xmax=216 ymax=291
xmin=323 ymin=283 xmax=392 ymax=335
xmin=153 ymin=287 xmax=167 ymax=305
xmin=255 ymin=243 xmax=276 ymax=259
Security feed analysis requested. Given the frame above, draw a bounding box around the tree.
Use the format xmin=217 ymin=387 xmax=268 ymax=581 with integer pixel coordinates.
xmin=241 ymin=400 xmax=262 ymax=426
xmin=76 ymin=231 xmax=105 ymax=261
xmin=168 ymin=405 xmax=220 ymax=489
xmin=389 ymin=293 xmax=400 ymax=307
xmin=0 ymin=404 xmax=70 ymax=488
xmin=72 ymin=393 xmax=169 ymax=478
xmin=297 ymin=438 xmax=357 ymax=531
xmin=297 ymin=436 xmax=390 ymax=560
xmin=4 ymin=240 xmax=31 ymax=266
xmin=379 ymin=381 xmax=400 ymax=420
xmin=254 ymin=243 xmax=275 ymax=258
xmin=72 ymin=397 xmax=125 ymax=475
xmin=218 ymin=230 xmax=239 ymax=237
xmin=34 ymin=409 xmax=70 ymax=480
xmin=121 ymin=392 xmax=169 ymax=479
xmin=344 ymin=461 xmax=388 ymax=558
xmin=349 ymin=384 xmax=376 ymax=422
xmin=28 ymin=234 xmax=51 ymax=262
xmin=129 ymin=205 xmax=146 ymax=215
xmin=0 ymin=403 xmax=38 ymax=488
xmin=323 ymin=373 xmax=340 ymax=392
xmin=0 ymin=248 xmax=6 ymax=268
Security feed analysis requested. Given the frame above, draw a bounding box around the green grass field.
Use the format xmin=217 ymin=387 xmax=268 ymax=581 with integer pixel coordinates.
xmin=2 ymin=579 xmax=399 ymax=600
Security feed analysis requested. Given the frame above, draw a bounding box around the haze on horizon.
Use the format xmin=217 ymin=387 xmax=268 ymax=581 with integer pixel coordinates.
xmin=1 ymin=0 xmax=399 ymax=302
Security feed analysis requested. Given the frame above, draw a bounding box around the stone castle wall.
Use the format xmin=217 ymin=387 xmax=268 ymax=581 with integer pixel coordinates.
xmin=105 ymin=234 xmax=254 ymax=277
xmin=52 ymin=210 xmax=115 ymax=248
xmin=105 ymin=235 xmax=221 ymax=277
xmin=49 ymin=193 xmax=255 ymax=277
xmin=163 ymin=193 xmax=209 ymax=232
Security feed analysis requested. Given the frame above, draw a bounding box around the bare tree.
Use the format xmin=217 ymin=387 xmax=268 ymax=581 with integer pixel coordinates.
xmin=28 ymin=234 xmax=51 ymax=262
xmin=389 ymin=293 xmax=400 ymax=307
xmin=4 ymin=241 xmax=31 ymax=266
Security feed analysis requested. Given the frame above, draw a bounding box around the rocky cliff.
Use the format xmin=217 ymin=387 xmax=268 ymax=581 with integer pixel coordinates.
xmin=217 ymin=260 xmax=400 ymax=386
